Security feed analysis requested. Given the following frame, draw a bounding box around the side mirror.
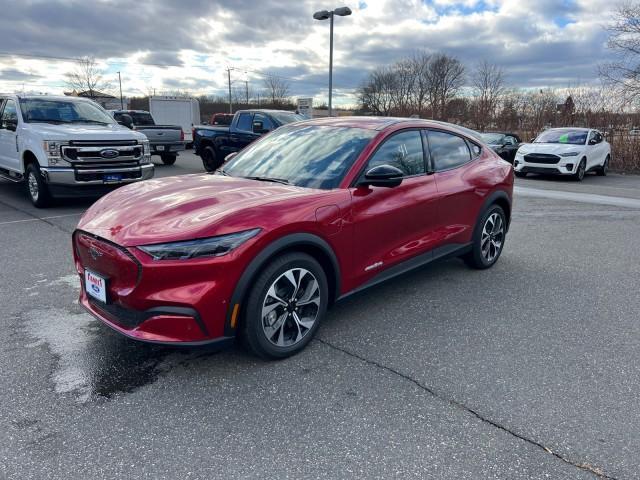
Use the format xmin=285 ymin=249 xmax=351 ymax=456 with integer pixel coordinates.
xmin=224 ymin=152 xmax=238 ymax=162
xmin=3 ymin=119 xmax=17 ymax=132
xmin=588 ymin=138 xmax=598 ymax=145
xmin=117 ymin=114 xmax=133 ymax=129
xmin=252 ymin=120 xmax=268 ymax=134
xmin=359 ymin=164 xmax=404 ymax=188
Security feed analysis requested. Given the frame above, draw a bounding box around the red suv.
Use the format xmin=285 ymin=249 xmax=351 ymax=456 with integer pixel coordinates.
xmin=73 ymin=117 xmax=513 ymax=358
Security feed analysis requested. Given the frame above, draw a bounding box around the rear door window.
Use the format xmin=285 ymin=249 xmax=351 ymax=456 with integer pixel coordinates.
xmin=427 ymin=130 xmax=472 ymax=171
xmin=236 ymin=113 xmax=253 ymax=132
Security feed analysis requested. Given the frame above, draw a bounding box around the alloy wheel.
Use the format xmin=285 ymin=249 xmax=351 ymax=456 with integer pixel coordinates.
xmin=261 ymin=268 xmax=321 ymax=347
xmin=577 ymin=161 xmax=586 ymax=180
xmin=481 ymin=212 xmax=504 ymax=263
xmin=28 ymin=171 xmax=39 ymax=202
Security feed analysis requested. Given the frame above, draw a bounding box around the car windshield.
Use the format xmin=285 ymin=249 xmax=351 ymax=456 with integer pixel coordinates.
xmin=480 ymin=133 xmax=505 ymax=144
xmin=223 ymin=125 xmax=376 ymax=189
xmin=270 ymin=112 xmax=305 ymax=125
xmin=534 ymin=129 xmax=587 ymax=145
xmin=19 ymin=99 xmax=114 ymax=125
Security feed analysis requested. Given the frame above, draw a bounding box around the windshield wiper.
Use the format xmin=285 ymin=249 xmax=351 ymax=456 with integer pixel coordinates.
xmin=243 ymin=176 xmax=290 ymax=185
xmin=70 ymin=120 xmax=110 ymax=125
xmin=26 ymin=119 xmax=71 ymax=124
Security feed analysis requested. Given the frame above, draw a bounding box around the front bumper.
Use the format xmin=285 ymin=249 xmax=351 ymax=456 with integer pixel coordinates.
xmin=514 ymin=158 xmax=576 ymax=175
xmin=41 ymin=163 xmax=155 ymax=186
xmin=73 ymin=230 xmax=243 ymax=345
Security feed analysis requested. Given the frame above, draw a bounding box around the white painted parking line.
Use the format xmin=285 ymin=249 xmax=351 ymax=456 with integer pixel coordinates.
xmin=515 ymin=186 xmax=640 ymax=209
xmin=0 ymin=213 xmax=82 ymax=226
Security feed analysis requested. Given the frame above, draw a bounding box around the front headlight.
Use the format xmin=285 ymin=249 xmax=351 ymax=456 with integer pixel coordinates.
xmin=559 ymin=151 xmax=579 ymax=157
xmin=138 ymin=228 xmax=261 ymax=260
xmin=42 ymin=140 xmax=69 ymax=166
xmin=140 ymin=139 xmax=151 ymax=163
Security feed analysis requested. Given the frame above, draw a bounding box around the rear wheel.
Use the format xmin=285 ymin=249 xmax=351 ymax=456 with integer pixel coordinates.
xmin=573 ymin=158 xmax=586 ymax=181
xmin=160 ymin=154 xmax=177 ymax=165
xmin=463 ymin=205 xmax=506 ymax=269
xmin=25 ymin=163 xmax=52 ymax=208
xmin=241 ymin=252 xmax=328 ymax=359
xmin=597 ymin=155 xmax=609 ymax=176
xmin=201 ymin=146 xmax=221 ymax=172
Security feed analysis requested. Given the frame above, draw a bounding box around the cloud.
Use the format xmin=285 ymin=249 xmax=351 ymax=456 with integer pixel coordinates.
xmin=0 ymin=0 xmax=617 ymax=105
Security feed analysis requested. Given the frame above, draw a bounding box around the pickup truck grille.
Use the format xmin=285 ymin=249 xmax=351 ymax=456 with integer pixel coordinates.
xmin=62 ymin=141 xmax=143 ymax=164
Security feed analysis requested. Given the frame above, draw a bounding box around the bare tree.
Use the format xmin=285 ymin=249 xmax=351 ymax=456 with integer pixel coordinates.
xmin=424 ymin=53 xmax=465 ymax=120
xmin=471 ymin=60 xmax=505 ymax=130
xmin=599 ymin=3 xmax=640 ymax=104
xmin=262 ymin=75 xmax=290 ymax=105
xmin=357 ymin=66 xmax=398 ymax=116
xmin=65 ymin=57 xmax=112 ymax=99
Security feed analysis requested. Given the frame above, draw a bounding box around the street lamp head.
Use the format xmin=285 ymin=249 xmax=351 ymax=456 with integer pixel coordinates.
xmin=313 ymin=10 xmax=331 ymax=20
xmin=333 ymin=6 xmax=352 ymax=16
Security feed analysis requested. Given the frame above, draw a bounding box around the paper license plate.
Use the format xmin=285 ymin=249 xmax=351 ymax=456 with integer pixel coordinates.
xmin=85 ymin=269 xmax=107 ymax=303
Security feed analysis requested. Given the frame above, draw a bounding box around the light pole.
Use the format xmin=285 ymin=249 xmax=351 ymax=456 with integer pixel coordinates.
xmin=117 ymin=71 xmax=124 ymax=109
xmin=313 ymin=6 xmax=351 ymax=117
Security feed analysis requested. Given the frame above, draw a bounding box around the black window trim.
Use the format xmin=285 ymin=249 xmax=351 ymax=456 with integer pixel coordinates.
xmin=351 ymin=127 xmax=431 ymax=187
xmin=425 ymin=127 xmax=478 ymax=173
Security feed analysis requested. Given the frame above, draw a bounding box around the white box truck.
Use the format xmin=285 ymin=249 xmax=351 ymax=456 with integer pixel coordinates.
xmin=149 ymin=96 xmax=200 ymax=145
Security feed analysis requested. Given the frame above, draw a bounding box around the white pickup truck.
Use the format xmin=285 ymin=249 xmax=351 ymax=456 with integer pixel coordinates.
xmin=0 ymin=94 xmax=153 ymax=207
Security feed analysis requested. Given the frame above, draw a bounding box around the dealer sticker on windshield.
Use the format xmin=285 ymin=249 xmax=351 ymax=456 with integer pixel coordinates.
xmin=85 ymin=269 xmax=107 ymax=303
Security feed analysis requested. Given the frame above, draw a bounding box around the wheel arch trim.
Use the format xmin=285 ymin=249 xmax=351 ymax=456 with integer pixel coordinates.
xmin=224 ymin=233 xmax=341 ymax=336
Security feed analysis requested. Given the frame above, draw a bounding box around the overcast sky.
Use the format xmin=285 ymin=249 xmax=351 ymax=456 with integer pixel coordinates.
xmin=0 ymin=0 xmax=615 ymax=106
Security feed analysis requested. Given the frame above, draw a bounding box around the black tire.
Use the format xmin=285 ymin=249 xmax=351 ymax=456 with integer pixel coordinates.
xmin=597 ymin=155 xmax=609 ymax=176
xmin=573 ymin=158 xmax=586 ymax=181
xmin=241 ymin=252 xmax=328 ymax=359
xmin=463 ymin=204 xmax=507 ymax=270
xmin=160 ymin=154 xmax=177 ymax=165
xmin=201 ymin=146 xmax=221 ymax=172
xmin=514 ymin=171 xmax=527 ymax=178
xmin=25 ymin=163 xmax=52 ymax=208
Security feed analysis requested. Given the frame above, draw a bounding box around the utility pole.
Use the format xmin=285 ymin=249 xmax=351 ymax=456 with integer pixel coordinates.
xmin=227 ymin=68 xmax=233 ymax=114
xmin=245 ymin=80 xmax=249 ymax=106
xmin=117 ymin=71 xmax=124 ymax=109
xmin=328 ymin=12 xmax=333 ymax=117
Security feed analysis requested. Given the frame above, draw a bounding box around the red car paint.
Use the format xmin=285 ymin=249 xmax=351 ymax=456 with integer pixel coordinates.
xmin=74 ymin=117 xmax=513 ymax=345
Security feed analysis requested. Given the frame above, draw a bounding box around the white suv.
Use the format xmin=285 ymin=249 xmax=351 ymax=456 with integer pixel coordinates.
xmin=0 ymin=94 xmax=153 ymax=207
xmin=514 ymin=127 xmax=611 ymax=181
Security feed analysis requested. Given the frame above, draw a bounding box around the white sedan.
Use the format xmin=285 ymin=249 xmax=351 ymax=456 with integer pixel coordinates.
xmin=514 ymin=128 xmax=610 ymax=181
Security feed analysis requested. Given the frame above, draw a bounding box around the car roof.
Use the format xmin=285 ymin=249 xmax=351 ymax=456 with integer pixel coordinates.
xmin=12 ymin=94 xmax=94 ymax=102
xmin=296 ymin=116 xmax=482 ymax=136
xmin=544 ymin=127 xmax=592 ymax=132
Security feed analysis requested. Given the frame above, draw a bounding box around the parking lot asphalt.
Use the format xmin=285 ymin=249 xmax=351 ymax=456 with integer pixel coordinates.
xmin=1 ymin=151 xmax=639 ymax=479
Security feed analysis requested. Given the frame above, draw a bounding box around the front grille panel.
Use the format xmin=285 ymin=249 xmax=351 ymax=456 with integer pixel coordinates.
xmin=524 ymin=153 xmax=561 ymax=164
xmin=62 ymin=144 xmax=142 ymax=163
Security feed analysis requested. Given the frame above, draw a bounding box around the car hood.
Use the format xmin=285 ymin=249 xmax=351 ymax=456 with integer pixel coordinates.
xmin=518 ymin=143 xmax=585 ymax=155
xmin=26 ymin=123 xmax=146 ymax=141
xmin=78 ymin=174 xmax=321 ymax=246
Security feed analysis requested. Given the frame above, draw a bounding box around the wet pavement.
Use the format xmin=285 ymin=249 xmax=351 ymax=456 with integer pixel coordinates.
xmin=1 ymin=153 xmax=639 ymax=479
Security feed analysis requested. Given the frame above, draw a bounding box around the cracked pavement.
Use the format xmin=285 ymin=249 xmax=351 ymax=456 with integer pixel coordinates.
xmin=0 ymin=152 xmax=639 ymax=479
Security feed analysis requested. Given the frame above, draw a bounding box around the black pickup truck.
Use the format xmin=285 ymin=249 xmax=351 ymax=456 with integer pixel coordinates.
xmin=193 ymin=109 xmax=304 ymax=171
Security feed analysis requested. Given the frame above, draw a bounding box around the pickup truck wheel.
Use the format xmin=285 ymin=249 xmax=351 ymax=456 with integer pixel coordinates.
xmin=25 ymin=163 xmax=52 ymax=208
xmin=201 ymin=146 xmax=221 ymax=172
xmin=160 ymin=154 xmax=177 ymax=165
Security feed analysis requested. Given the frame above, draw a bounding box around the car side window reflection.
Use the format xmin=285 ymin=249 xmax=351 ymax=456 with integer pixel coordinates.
xmin=364 ymin=130 xmax=425 ymax=177
xmin=427 ymin=130 xmax=471 ymax=171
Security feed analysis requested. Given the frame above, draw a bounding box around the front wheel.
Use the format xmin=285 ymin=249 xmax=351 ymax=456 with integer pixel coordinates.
xmin=25 ymin=163 xmax=52 ymax=208
xmin=463 ymin=205 xmax=507 ymax=269
xmin=160 ymin=154 xmax=177 ymax=165
xmin=597 ymin=155 xmax=609 ymax=176
xmin=242 ymin=253 xmax=328 ymax=359
xmin=573 ymin=158 xmax=586 ymax=181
